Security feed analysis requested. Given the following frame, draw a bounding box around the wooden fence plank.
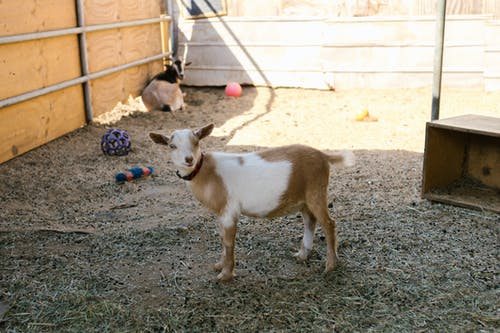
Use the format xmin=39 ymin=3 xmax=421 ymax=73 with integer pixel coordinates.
xmin=0 ymin=0 xmax=76 ymax=36
xmin=0 ymin=35 xmax=81 ymax=100
xmin=84 ymin=0 xmax=162 ymax=25
xmin=0 ymin=86 xmax=86 ymax=163
xmin=86 ymin=25 xmax=162 ymax=73
xmin=90 ymin=62 xmax=162 ymax=118
xmin=414 ymin=0 xmax=488 ymax=15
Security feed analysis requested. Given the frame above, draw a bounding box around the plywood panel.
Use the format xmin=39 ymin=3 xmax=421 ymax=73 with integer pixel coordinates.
xmin=321 ymin=44 xmax=481 ymax=72
xmin=322 ymin=45 xmax=433 ymax=68
xmin=332 ymin=72 xmax=483 ymax=89
xmin=447 ymin=0 xmax=486 ymax=14
xmin=185 ymin=67 xmax=331 ymax=89
xmin=84 ymin=0 xmax=163 ymax=25
xmin=485 ymin=21 xmax=500 ymax=46
xmin=86 ymin=29 xmax=122 ymax=73
xmin=0 ymin=86 xmax=86 ymax=164
xmin=179 ymin=17 xmax=489 ymax=89
xmin=90 ymin=61 xmax=163 ymax=117
xmin=86 ymin=25 xmax=162 ymax=73
xmin=179 ymin=18 xmax=326 ymax=88
xmin=225 ymin=0 xmax=497 ymax=16
xmin=325 ymin=17 xmax=485 ymax=45
xmin=0 ymin=0 xmax=76 ymax=36
xmin=414 ymin=0 xmax=487 ymax=15
xmin=485 ymin=21 xmax=500 ymax=74
xmin=180 ymin=18 xmax=325 ymax=45
xmin=0 ymin=35 xmax=81 ymax=99
xmin=468 ymin=135 xmax=500 ymax=189
xmin=484 ymin=21 xmax=500 ymax=90
xmin=91 ymin=71 xmax=126 ymax=118
xmin=422 ymin=127 xmax=467 ymax=193
xmin=324 ymin=19 xmax=434 ymax=44
xmin=122 ymin=25 xmax=162 ymax=63
xmin=181 ymin=44 xmax=322 ymax=69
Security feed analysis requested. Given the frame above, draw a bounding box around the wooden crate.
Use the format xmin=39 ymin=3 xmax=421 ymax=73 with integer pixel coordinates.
xmin=422 ymin=114 xmax=500 ymax=213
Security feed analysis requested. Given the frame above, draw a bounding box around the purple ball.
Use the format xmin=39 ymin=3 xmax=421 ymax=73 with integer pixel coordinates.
xmin=101 ymin=129 xmax=131 ymax=156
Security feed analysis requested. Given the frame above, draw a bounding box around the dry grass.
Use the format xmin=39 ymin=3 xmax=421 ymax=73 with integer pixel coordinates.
xmin=1 ymin=87 xmax=499 ymax=332
xmin=1 ymin=200 xmax=498 ymax=332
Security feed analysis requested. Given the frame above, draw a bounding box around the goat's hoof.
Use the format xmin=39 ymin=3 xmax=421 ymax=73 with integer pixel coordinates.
xmin=324 ymin=261 xmax=336 ymax=274
xmin=294 ymin=249 xmax=311 ymax=262
xmin=217 ymin=270 xmax=235 ymax=282
xmin=213 ymin=261 xmax=223 ymax=272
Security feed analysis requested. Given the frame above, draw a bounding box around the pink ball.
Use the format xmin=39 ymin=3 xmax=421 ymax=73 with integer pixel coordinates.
xmin=225 ymin=82 xmax=242 ymax=97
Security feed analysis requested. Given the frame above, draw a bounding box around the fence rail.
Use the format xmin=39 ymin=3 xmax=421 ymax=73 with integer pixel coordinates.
xmin=0 ymin=16 xmax=171 ymax=118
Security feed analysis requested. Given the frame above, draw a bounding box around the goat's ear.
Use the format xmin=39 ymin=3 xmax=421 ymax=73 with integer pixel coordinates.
xmin=149 ymin=133 xmax=170 ymax=145
xmin=184 ymin=61 xmax=192 ymax=67
xmin=193 ymin=123 xmax=214 ymax=140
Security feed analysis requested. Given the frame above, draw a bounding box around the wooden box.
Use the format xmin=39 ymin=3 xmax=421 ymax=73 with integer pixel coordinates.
xmin=422 ymin=114 xmax=500 ymax=213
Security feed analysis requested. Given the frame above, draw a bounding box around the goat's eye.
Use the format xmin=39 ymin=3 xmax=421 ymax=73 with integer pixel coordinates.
xmin=169 ymin=144 xmax=177 ymax=149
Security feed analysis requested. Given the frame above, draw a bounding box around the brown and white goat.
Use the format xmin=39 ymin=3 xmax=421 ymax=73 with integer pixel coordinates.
xmin=141 ymin=57 xmax=191 ymax=112
xmin=150 ymin=124 xmax=354 ymax=282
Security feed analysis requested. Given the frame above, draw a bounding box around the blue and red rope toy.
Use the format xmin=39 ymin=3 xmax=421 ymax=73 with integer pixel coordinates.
xmin=115 ymin=166 xmax=154 ymax=182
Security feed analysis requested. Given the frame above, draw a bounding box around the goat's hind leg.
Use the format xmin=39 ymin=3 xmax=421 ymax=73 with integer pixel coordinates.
xmin=308 ymin=202 xmax=338 ymax=273
xmin=319 ymin=211 xmax=338 ymax=273
xmin=295 ymin=207 xmax=317 ymax=262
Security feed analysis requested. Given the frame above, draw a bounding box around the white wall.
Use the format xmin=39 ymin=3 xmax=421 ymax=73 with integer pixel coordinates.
xmin=177 ymin=15 xmax=500 ymax=90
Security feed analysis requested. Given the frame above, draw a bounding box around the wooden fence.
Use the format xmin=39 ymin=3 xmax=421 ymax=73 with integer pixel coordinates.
xmin=0 ymin=0 xmax=170 ymax=164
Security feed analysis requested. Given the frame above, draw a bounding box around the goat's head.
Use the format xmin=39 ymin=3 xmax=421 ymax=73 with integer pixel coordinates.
xmin=150 ymin=123 xmax=213 ymax=175
xmin=168 ymin=57 xmax=192 ymax=81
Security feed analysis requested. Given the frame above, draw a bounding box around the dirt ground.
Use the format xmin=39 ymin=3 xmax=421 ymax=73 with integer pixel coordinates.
xmin=0 ymin=86 xmax=499 ymax=332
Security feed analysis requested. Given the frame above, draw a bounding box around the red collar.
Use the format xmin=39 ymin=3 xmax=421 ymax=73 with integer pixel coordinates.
xmin=176 ymin=153 xmax=204 ymax=181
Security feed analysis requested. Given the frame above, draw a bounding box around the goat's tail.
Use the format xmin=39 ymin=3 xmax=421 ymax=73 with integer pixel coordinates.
xmin=326 ymin=151 xmax=355 ymax=167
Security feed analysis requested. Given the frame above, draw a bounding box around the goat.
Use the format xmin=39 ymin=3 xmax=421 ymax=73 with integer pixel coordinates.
xmin=141 ymin=57 xmax=191 ymax=112
xmin=150 ymin=124 xmax=355 ymax=282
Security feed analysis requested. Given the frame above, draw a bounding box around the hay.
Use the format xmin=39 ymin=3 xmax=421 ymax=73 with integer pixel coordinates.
xmin=1 ymin=203 xmax=497 ymax=332
xmin=1 ymin=87 xmax=499 ymax=332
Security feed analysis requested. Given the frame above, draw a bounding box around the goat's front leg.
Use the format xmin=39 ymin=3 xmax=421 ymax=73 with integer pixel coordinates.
xmin=213 ymin=212 xmax=238 ymax=282
xmin=213 ymin=222 xmax=226 ymax=272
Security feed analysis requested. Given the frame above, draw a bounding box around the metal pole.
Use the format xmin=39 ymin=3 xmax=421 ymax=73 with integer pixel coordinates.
xmin=0 ymin=77 xmax=87 ymax=109
xmin=87 ymin=53 xmax=170 ymax=80
xmin=431 ymin=0 xmax=447 ymax=121
xmin=0 ymin=17 xmax=171 ymax=45
xmin=166 ymin=0 xmax=175 ymax=55
xmin=167 ymin=0 xmax=178 ymax=56
xmin=76 ymin=0 xmax=93 ymax=123
xmin=0 ymin=52 xmax=170 ymax=109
